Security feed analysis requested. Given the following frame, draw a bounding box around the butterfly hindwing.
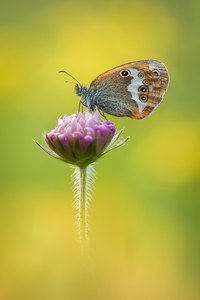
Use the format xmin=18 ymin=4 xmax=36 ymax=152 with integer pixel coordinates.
xmin=89 ymin=60 xmax=169 ymax=119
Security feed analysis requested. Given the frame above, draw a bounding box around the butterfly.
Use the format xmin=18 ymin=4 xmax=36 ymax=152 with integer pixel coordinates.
xmin=61 ymin=60 xmax=169 ymax=119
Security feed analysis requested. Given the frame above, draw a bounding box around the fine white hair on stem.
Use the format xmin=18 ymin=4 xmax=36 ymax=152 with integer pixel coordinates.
xmin=35 ymin=110 xmax=129 ymax=260
xmin=72 ymin=164 xmax=95 ymax=254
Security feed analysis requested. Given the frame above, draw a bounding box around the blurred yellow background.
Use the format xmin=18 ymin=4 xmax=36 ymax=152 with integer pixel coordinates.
xmin=0 ymin=0 xmax=199 ymax=299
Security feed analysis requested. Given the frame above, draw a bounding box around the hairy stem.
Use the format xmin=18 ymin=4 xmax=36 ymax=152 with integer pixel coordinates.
xmin=79 ymin=166 xmax=88 ymax=249
xmin=72 ymin=165 xmax=94 ymax=255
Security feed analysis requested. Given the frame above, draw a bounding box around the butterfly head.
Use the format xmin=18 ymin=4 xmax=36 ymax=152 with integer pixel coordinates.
xmin=75 ymin=84 xmax=88 ymax=97
xmin=75 ymin=84 xmax=96 ymax=111
xmin=75 ymin=85 xmax=90 ymax=106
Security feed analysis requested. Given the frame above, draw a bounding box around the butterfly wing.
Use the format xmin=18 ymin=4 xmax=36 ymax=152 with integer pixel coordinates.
xmin=89 ymin=60 xmax=169 ymax=119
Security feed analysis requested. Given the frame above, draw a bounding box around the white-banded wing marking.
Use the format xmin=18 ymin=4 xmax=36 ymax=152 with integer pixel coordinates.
xmin=127 ymin=68 xmax=147 ymax=113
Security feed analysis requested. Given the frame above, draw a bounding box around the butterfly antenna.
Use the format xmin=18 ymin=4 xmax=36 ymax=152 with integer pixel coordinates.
xmin=65 ymin=80 xmax=77 ymax=85
xmin=59 ymin=70 xmax=81 ymax=86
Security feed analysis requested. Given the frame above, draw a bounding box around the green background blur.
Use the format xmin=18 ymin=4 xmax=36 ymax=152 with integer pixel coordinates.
xmin=0 ymin=0 xmax=199 ymax=299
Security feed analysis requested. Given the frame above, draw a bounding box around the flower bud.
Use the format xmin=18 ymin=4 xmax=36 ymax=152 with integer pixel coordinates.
xmin=36 ymin=111 xmax=128 ymax=167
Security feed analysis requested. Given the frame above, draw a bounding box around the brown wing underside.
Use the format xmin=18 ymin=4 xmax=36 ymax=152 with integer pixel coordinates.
xmin=90 ymin=60 xmax=169 ymax=119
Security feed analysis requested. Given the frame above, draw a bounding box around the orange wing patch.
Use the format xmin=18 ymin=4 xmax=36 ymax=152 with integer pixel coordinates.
xmin=127 ymin=61 xmax=169 ymax=119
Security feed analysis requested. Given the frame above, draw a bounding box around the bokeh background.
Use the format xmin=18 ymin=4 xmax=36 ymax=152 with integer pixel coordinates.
xmin=0 ymin=0 xmax=199 ymax=299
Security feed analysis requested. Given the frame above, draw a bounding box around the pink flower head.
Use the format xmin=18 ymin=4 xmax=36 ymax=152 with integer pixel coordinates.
xmin=36 ymin=111 xmax=128 ymax=167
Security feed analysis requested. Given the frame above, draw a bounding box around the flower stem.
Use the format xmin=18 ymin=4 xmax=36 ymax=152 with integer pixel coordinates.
xmin=79 ymin=166 xmax=88 ymax=251
xmin=72 ymin=165 xmax=94 ymax=255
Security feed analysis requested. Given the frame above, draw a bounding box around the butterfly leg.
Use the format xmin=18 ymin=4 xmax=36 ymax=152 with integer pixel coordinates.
xmin=97 ymin=108 xmax=108 ymax=120
xmin=77 ymin=100 xmax=84 ymax=116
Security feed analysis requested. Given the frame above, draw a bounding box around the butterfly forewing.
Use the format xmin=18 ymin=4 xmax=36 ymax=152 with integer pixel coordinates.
xmin=89 ymin=60 xmax=169 ymax=119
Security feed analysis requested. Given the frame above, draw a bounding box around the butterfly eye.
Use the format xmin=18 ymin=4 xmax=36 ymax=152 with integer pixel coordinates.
xmin=120 ymin=70 xmax=130 ymax=77
xmin=138 ymin=72 xmax=144 ymax=78
xmin=143 ymin=79 xmax=150 ymax=85
xmin=139 ymin=94 xmax=148 ymax=102
xmin=138 ymin=85 xmax=148 ymax=94
xmin=153 ymin=70 xmax=160 ymax=77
